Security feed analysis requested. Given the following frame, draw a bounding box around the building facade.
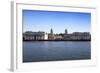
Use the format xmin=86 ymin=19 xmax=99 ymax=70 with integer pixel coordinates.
xmin=64 ymin=32 xmax=91 ymax=40
xmin=23 ymin=31 xmax=48 ymax=41
xmin=23 ymin=29 xmax=91 ymax=41
xmin=48 ymin=28 xmax=55 ymax=40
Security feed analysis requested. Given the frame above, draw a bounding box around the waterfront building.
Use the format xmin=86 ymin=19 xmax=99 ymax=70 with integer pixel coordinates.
xmin=63 ymin=34 xmax=72 ymax=40
xmin=48 ymin=28 xmax=55 ymax=40
xmin=70 ymin=32 xmax=91 ymax=40
xmin=23 ymin=29 xmax=91 ymax=41
xmin=63 ymin=32 xmax=91 ymax=40
xmin=23 ymin=31 xmax=48 ymax=40
xmin=54 ymin=34 xmax=63 ymax=40
xmin=44 ymin=33 xmax=48 ymax=40
xmin=23 ymin=31 xmax=34 ymax=40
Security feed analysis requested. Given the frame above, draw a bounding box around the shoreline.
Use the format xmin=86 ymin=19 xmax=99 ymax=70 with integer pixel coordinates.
xmin=23 ymin=39 xmax=91 ymax=42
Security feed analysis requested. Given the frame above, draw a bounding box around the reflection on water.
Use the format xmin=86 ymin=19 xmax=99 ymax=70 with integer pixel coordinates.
xmin=23 ymin=41 xmax=91 ymax=62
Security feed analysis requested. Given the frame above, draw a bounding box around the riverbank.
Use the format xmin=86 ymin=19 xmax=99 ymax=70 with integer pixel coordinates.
xmin=23 ymin=39 xmax=91 ymax=41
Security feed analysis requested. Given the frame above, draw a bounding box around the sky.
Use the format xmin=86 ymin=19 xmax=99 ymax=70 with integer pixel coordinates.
xmin=23 ymin=10 xmax=91 ymax=33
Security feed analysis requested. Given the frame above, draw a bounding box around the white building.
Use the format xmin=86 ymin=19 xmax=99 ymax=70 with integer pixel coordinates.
xmin=44 ymin=33 xmax=48 ymax=40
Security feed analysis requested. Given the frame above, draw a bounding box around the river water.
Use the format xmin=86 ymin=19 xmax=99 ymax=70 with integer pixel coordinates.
xmin=23 ymin=41 xmax=91 ymax=62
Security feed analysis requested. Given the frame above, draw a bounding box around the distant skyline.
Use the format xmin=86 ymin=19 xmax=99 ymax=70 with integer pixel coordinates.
xmin=23 ymin=10 xmax=91 ymax=33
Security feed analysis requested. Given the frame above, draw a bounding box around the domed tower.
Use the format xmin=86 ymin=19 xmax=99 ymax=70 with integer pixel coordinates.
xmin=48 ymin=28 xmax=54 ymax=40
xmin=50 ymin=28 xmax=53 ymax=34
xmin=65 ymin=29 xmax=68 ymax=34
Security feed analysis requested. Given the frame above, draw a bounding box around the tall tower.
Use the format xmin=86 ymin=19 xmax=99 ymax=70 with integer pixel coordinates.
xmin=65 ymin=29 xmax=68 ymax=34
xmin=48 ymin=28 xmax=54 ymax=40
xmin=50 ymin=28 xmax=53 ymax=34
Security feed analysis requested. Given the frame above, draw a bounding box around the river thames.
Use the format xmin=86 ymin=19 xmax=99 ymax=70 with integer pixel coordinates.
xmin=23 ymin=41 xmax=91 ymax=62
